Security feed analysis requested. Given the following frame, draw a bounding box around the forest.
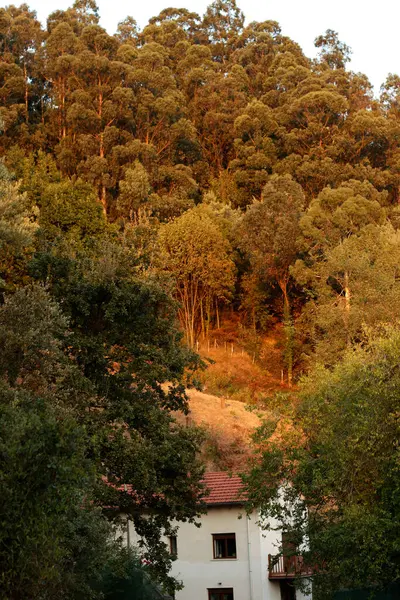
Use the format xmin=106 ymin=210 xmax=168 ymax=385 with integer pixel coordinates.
xmin=0 ymin=0 xmax=400 ymax=598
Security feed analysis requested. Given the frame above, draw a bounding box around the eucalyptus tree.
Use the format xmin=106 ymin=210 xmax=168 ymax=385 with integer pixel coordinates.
xmin=158 ymin=205 xmax=235 ymax=345
xmin=240 ymin=175 xmax=305 ymax=383
xmin=293 ymin=179 xmax=388 ymax=363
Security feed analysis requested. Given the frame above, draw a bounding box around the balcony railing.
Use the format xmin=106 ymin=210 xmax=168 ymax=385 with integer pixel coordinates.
xmin=268 ymin=554 xmax=313 ymax=580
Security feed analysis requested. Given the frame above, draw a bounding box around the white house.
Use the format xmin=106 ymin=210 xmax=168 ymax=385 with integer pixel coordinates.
xmin=126 ymin=472 xmax=312 ymax=600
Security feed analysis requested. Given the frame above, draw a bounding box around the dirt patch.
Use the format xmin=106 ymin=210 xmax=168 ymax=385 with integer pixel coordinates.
xmin=176 ymin=389 xmax=266 ymax=471
xmin=186 ymin=388 xmax=263 ymax=431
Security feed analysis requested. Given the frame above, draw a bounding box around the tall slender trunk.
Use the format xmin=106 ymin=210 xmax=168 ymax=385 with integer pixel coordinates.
xmin=61 ymin=79 xmax=66 ymax=138
xmin=344 ymin=271 xmax=351 ymax=346
xmin=180 ymin=285 xmax=192 ymax=348
xmin=205 ymin=295 xmax=211 ymax=339
xmin=279 ymin=278 xmax=293 ymax=387
xmin=23 ymin=64 xmax=29 ymax=124
xmin=252 ymin=305 xmax=256 ymax=333
xmin=200 ymin=299 xmax=205 ymax=340
xmin=99 ymin=131 xmax=104 ymax=158
xmin=100 ymin=185 xmax=107 ymax=216
xmin=190 ymin=279 xmax=199 ymax=348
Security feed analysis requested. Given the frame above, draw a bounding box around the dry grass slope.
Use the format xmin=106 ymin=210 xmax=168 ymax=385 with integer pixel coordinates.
xmin=185 ymin=388 xmax=264 ymax=471
xmin=176 ymin=324 xmax=290 ymax=471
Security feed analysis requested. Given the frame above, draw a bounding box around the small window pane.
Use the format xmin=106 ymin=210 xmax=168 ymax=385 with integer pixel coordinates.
xmin=214 ymin=538 xmax=224 ymax=558
xmin=212 ymin=534 xmax=236 ymax=559
xmin=226 ymin=537 xmax=236 ymax=558
xmin=169 ymin=536 xmax=177 ymax=556
xmin=208 ymin=589 xmax=234 ymax=600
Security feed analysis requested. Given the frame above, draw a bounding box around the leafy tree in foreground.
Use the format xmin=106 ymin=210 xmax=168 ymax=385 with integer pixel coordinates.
xmin=245 ymin=326 xmax=400 ymax=598
xmin=0 ymin=285 xmax=116 ymax=599
xmin=29 ymin=235 xmax=206 ymax=593
xmin=0 ymin=398 xmax=115 ymax=600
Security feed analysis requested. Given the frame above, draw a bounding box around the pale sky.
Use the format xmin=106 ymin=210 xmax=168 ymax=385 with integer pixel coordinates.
xmin=10 ymin=0 xmax=400 ymax=94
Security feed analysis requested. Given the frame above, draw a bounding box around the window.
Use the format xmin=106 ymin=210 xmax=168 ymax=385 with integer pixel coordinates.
xmin=212 ymin=533 xmax=236 ymax=559
xmin=280 ymin=581 xmax=296 ymax=600
xmin=208 ymin=588 xmax=234 ymax=600
xmin=169 ymin=535 xmax=177 ymax=556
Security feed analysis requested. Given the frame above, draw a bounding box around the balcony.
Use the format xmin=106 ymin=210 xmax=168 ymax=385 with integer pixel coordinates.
xmin=268 ymin=554 xmax=313 ymax=580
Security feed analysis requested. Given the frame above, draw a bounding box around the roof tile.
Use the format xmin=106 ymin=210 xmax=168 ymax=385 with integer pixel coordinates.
xmin=202 ymin=472 xmax=246 ymax=505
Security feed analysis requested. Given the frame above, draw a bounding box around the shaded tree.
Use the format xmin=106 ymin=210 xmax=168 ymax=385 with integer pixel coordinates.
xmin=245 ymin=325 xmax=400 ymax=597
xmin=240 ymin=175 xmax=305 ymax=383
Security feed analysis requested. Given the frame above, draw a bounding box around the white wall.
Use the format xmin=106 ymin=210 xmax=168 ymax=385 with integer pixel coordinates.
xmin=258 ymin=516 xmax=284 ymax=600
xmin=168 ymin=506 xmax=284 ymax=600
xmin=295 ymin=579 xmax=313 ymax=600
xmin=171 ymin=506 xmax=251 ymax=600
xmin=122 ymin=507 xmax=312 ymax=600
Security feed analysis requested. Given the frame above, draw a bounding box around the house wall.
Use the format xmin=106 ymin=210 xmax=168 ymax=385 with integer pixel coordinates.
xmin=258 ymin=518 xmax=283 ymax=600
xmin=296 ymin=582 xmax=312 ymax=600
xmin=167 ymin=506 xmax=283 ymax=600
xmin=123 ymin=506 xmax=311 ymax=600
xmin=171 ymin=505 xmax=251 ymax=600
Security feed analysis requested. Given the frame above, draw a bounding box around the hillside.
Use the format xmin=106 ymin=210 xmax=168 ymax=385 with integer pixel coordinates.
xmin=179 ymin=326 xmax=288 ymax=471
xmin=195 ymin=326 xmax=287 ymax=403
xmin=185 ymin=388 xmax=264 ymax=471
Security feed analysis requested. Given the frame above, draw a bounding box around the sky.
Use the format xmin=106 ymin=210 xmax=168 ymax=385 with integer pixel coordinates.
xmin=13 ymin=0 xmax=400 ymax=94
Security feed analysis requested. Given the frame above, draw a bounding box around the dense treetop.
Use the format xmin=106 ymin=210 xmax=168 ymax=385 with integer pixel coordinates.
xmin=2 ymin=1 xmax=400 ymax=370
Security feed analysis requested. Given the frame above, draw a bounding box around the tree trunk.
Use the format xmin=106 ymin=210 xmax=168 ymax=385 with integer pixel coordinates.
xmin=99 ymin=131 xmax=104 ymax=158
xmin=344 ymin=270 xmax=351 ymax=346
xmin=205 ymin=295 xmax=211 ymax=339
xmin=23 ymin=64 xmax=29 ymax=124
xmin=200 ymin=299 xmax=205 ymax=340
xmin=279 ymin=278 xmax=293 ymax=388
xmin=61 ymin=78 xmax=66 ymax=138
xmin=100 ymin=185 xmax=107 ymax=216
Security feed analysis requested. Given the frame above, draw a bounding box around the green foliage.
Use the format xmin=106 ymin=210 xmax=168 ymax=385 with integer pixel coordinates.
xmin=246 ymin=326 xmax=400 ymax=597
xmin=158 ymin=204 xmax=235 ymax=345
xmin=315 ymin=29 xmax=352 ymax=70
xmin=299 ymin=180 xmax=387 ymax=253
xmin=0 ymin=398 xmax=113 ymax=600
xmin=240 ymin=175 xmax=305 ymax=295
xmin=0 ymin=285 xmax=116 ymax=599
xmin=240 ymin=175 xmax=305 ymax=382
xmin=0 ymin=274 xmax=205 ymax=595
xmin=100 ymin=549 xmax=172 ymax=600
xmin=0 ymin=162 xmax=38 ymax=290
xmin=1 ymin=1 xmax=400 ymax=373
xmin=29 ymin=248 xmax=206 ymax=593
xmin=293 ymin=179 xmax=399 ymax=364
xmin=39 ymin=179 xmax=107 ymax=240
xmin=117 ymin=161 xmax=151 ymax=218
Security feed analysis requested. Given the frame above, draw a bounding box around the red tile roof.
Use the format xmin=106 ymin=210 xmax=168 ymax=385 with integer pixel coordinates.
xmin=202 ymin=472 xmax=246 ymax=506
